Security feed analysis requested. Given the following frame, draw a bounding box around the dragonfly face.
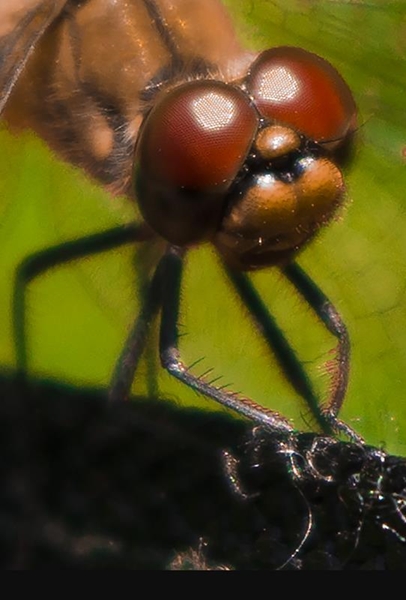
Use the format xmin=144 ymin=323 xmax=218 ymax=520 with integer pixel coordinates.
xmin=0 ymin=0 xmax=360 ymax=438
xmin=135 ymin=46 xmax=356 ymax=267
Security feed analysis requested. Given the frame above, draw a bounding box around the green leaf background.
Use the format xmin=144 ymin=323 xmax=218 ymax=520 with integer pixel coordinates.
xmin=0 ymin=0 xmax=405 ymax=455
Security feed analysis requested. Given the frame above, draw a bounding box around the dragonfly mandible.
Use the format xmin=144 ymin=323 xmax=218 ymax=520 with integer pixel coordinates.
xmin=0 ymin=0 xmax=361 ymax=441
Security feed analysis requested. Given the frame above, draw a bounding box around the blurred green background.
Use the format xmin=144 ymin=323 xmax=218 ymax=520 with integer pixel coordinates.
xmin=0 ymin=0 xmax=405 ymax=454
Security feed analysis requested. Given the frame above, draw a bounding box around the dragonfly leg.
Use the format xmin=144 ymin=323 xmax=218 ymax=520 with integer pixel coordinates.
xmin=282 ymin=262 xmax=364 ymax=444
xmin=224 ymin=267 xmax=331 ymax=435
xmin=13 ymin=223 xmax=150 ymax=378
xmin=159 ymin=246 xmax=293 ymax=433
xmin=108 ymin=246 xmax=165 ymax=403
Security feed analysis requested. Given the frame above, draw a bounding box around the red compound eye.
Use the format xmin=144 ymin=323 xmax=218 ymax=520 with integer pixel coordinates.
xmin=246 ymin=46 xmax=357 ymax=144
xmin=135 ymin=80 xmax=258 ymax=245
xmin=138 ymin=80 xmax=257 ymax=190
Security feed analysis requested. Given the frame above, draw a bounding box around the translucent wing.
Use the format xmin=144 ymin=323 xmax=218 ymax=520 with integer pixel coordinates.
xmin=0 ymin=0 xmax=68 ymax=114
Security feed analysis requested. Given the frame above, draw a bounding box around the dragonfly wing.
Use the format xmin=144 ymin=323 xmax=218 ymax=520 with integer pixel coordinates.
xmin=0 ymin=0 xmax=69 ymax=114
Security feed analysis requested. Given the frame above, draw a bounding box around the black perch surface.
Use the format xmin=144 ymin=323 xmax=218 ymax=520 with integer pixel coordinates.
xmin=0 ymin=371 xmax=405 ymax=570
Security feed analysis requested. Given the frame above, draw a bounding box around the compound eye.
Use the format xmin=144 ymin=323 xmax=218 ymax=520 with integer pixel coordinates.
xmin=135 ymin=80 xmax=258 ymax=246
xmin=138 ymin=80 xmax=257 ymax=190
xmin=246 ymin=47 xmax=357 ymax=145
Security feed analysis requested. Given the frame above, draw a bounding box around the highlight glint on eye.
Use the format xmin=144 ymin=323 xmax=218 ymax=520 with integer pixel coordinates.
xmin=259 ymin=66 xmax=300 ymax=103
xmin=192 ymin=93 xmax=236 ymax=130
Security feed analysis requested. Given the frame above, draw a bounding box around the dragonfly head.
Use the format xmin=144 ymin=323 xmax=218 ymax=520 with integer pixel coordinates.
xmin=134 ymin=46 xmax=357 ymax=269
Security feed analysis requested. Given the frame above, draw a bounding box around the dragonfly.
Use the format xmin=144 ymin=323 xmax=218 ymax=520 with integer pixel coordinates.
xmin=0 ymin=0 xmax=361 ymax=441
